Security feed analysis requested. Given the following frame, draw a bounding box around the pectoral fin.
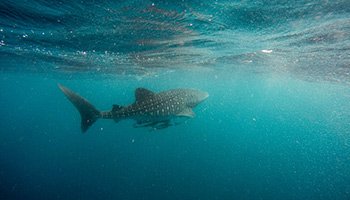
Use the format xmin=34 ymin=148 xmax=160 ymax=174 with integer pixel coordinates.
xmin=133 ymin=120 xmax=172 ymax=130
xmin=176 ymin=108 xmax=195 ymax=118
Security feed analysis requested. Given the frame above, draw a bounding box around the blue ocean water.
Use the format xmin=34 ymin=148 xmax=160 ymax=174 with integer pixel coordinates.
xmin=1 ymin=0 xmax=350 ymax=199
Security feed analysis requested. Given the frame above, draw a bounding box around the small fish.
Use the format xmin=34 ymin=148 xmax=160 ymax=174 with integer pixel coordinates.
xmin=58 ymin=84 xmax=209 ymax=133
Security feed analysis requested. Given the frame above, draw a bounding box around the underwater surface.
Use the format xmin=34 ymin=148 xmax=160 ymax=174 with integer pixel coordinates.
xmin=1 ymin=0 xmax=350 ymax=199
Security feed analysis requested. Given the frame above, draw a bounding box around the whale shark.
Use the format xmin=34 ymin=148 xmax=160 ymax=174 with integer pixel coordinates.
xmin=58 ymin=84 xmax=209 ymax=133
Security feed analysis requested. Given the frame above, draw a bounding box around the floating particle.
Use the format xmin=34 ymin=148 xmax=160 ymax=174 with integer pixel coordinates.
xmin=78 ymin=51 xmax=87 ymax=55
xmin=261 ymin=49 xmax=273 ymax=53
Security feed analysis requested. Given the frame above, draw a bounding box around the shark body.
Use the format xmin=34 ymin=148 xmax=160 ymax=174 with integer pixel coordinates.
xmin=58 ymin=84 xmax=209 ymax=133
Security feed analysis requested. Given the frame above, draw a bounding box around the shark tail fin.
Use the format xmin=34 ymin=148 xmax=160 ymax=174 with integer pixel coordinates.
xmin=58 ymin=84 xmax=101 ymax=133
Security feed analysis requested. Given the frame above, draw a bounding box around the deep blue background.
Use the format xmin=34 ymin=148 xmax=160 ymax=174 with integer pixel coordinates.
xmin=1 ymin=71 xmax=350 ymax=200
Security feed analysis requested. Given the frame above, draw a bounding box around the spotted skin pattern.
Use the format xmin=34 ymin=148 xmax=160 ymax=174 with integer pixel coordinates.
xmin=59 ymin=85 xmax=208 ymax=132
xmin=103 ymin=89 xmax=205 ymax=121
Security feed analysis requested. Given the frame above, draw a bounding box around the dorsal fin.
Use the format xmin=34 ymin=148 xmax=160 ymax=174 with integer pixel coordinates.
xmin=135 ymin=88 xmax=155 ymax=102
xmin=112 ymin=104 xmax=124 ymax=112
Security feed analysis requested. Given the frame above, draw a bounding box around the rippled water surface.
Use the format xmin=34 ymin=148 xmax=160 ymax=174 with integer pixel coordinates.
xmin=1 ymin=1 xmax=350 ymax=200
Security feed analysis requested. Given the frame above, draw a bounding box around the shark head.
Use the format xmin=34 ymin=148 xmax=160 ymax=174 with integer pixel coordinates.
xmin=183 ymin=89 xmax=209 ymax=107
